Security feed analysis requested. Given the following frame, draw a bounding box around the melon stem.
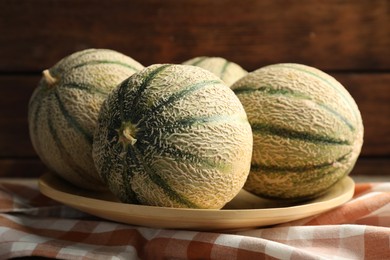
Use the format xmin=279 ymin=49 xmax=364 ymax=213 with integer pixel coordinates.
xmin=42 ymin=69 xmax=57 ymax=86
xmin=119 ymin=122 xmax=138 ymax=146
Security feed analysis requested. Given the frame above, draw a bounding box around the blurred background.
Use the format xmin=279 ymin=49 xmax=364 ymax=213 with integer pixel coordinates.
xmin=0 ymin=0 xmax=388 ymax=178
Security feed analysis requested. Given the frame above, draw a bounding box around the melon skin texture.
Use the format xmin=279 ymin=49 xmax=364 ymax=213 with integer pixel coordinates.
xmin=183 ymin=56 xmax=248 ymax=87
xmin=232 ymin=63 xmax=364 ymax=200
xmin=93 ymin=64 xmax=253 ymax=209
xmin=28 ymin=48 xmax=144 ymax=190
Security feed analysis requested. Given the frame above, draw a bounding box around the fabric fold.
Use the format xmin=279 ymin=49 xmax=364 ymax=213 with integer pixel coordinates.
xmin=1 ymin=180 xmax=389 ymax=260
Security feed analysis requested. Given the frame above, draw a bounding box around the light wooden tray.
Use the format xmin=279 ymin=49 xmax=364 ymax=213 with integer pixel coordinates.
xmin=39 ymin=173 xmax=355 ymax=231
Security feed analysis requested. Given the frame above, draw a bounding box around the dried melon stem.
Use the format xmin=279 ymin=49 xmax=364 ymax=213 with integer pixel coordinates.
xmin=118 ymin=121 xmax=138 ymax=146
xmin=42 ymin=69 xmax=57 ymax=86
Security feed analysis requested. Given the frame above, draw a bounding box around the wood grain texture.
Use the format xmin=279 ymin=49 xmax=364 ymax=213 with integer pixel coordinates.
xmin=0 ymin=0 xmax=389 ymax=72
xmin=352 ymin=158 xmax=390 ymax=177
xmin=0 ymin=75 xmax=38 ymax=157
xmin=0 ymin=159 xmax=47 ymax=178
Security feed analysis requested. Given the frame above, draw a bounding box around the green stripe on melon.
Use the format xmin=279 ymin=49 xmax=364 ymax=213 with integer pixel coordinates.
xmin=28 ymin=48 xmax=144 ymax=190
xmin=183 ymin=56 xmax=248 ymax=87
xmin=232 ymin=63 xmax=364 ymax=200
xmin=93 ymin=64 xmax=253 ymax=209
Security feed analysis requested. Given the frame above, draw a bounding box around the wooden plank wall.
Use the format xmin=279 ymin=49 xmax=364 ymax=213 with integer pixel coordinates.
xmin=0 ymin=0 xmax=389 ymax=178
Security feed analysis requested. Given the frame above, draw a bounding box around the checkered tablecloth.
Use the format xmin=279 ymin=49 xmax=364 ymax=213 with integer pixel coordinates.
xmin=0 ymin=179 xmax=389 ymax=260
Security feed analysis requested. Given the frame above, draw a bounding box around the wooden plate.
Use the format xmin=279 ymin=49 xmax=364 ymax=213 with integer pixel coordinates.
xmin=39 ymin=173 xmax=355 ymax=231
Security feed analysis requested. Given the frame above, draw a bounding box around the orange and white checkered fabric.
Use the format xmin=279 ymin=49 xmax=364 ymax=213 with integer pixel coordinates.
xmin=1 ymin=180 xmax=389 ymax=259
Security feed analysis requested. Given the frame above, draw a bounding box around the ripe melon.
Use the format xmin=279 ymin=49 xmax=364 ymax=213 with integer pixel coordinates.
xmin=28 ymin=48 xmax=144 ymax=190
xmin=232 ymin=63 xmax=364 ymax=200
xmin=92 ymin=64 xmax=253 ymax=209
xmin=182 ymin=56 xmax=248 ymax=86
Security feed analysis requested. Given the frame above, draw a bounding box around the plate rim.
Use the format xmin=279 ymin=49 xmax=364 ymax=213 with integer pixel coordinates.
xmin=38 ymin=173 xmax=355 ymax=230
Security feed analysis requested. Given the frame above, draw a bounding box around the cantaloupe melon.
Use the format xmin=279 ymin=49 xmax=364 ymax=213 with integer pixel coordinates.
xmin=232 ymin=63 xmax=364 ymax=200
xmin=92 ymin=64 xmax=253 ymax=209
xmin=183 ymin=56 xmax=248 ymax=86
xmin=28 ymin=48 xmax=144 ymax=190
